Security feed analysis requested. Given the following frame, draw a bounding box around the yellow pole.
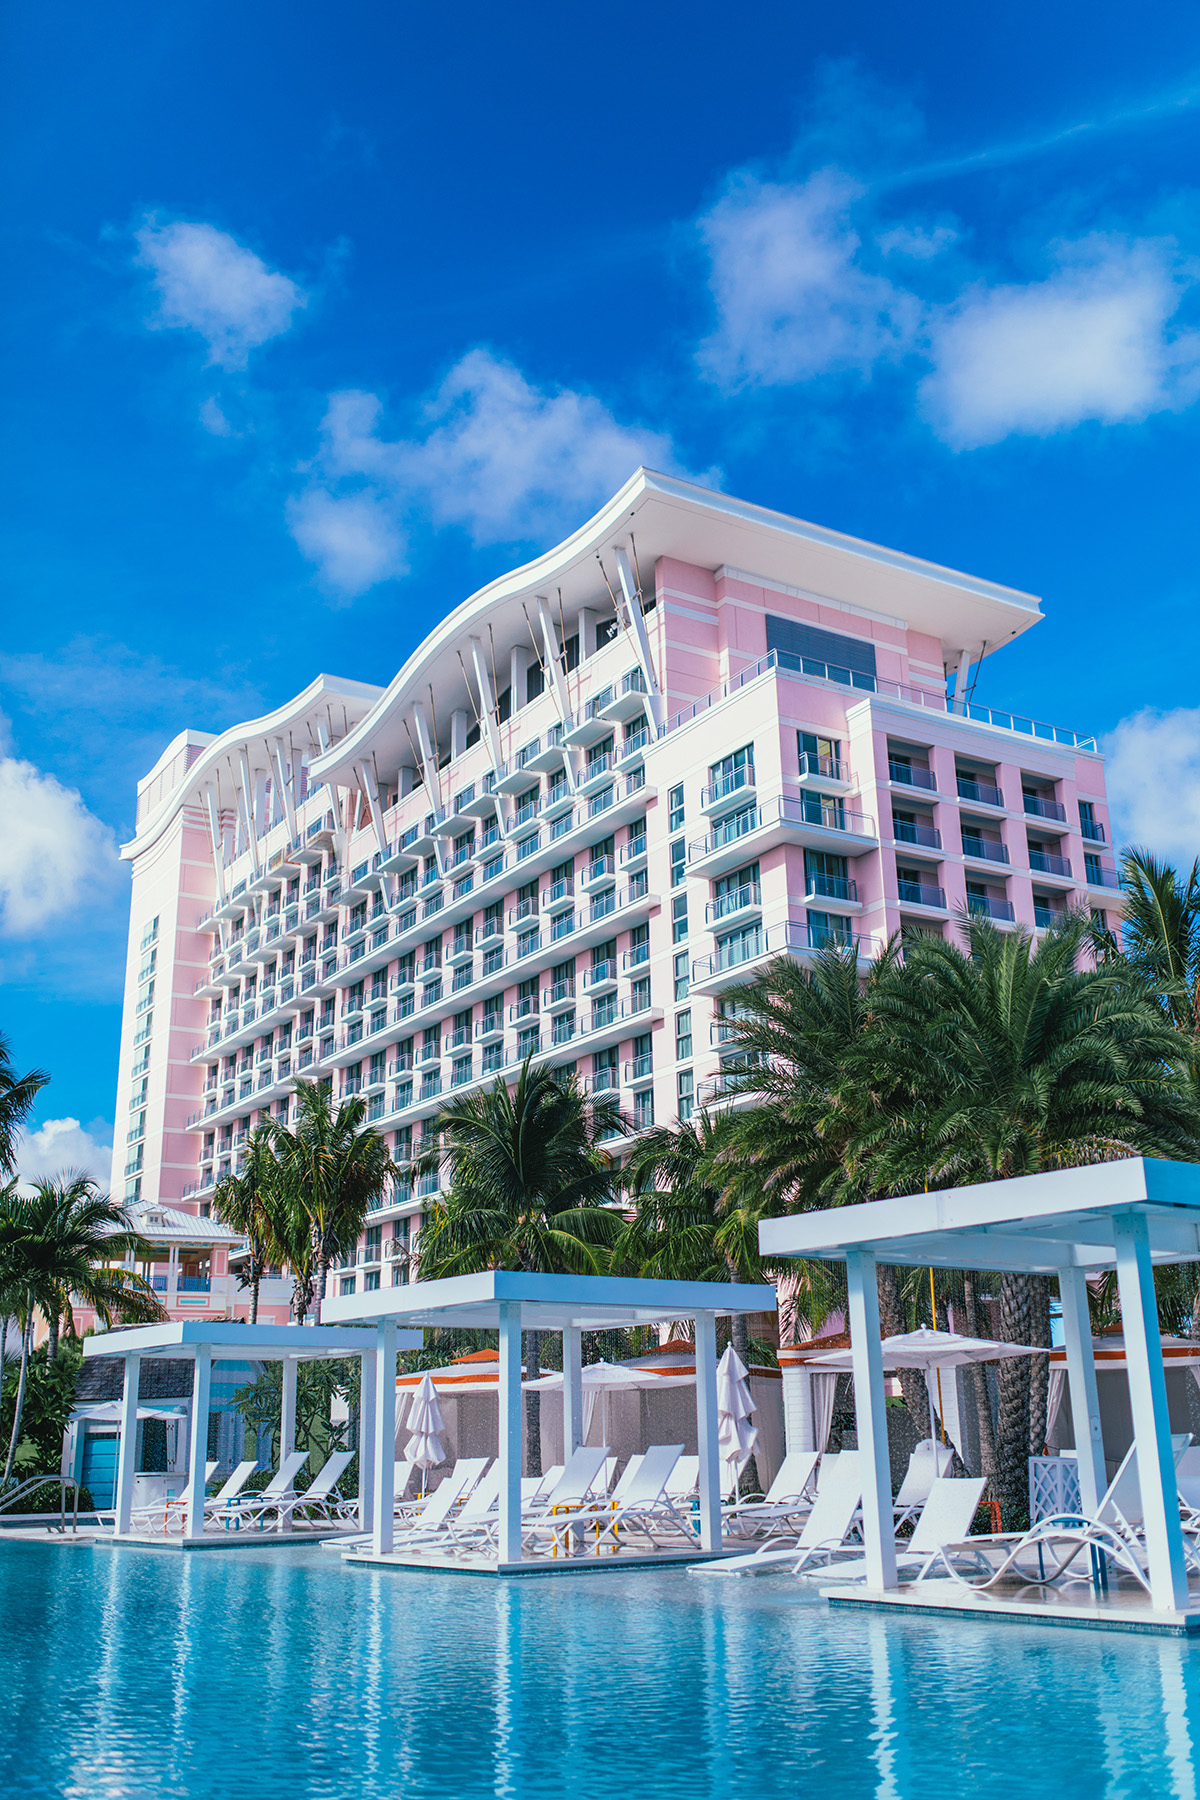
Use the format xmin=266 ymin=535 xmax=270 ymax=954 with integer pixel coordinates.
xmin=929 ymin=1267 xmax=946 ymax=1446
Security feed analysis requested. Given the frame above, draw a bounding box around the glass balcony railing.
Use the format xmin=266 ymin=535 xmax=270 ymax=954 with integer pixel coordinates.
xmin=957 ymin=777 xmax=1003 ymax=807
xmin=1024 ymin=794 xmax=1067 ymax=822
xmin=967 ymin=894 xmax=1016 ymax=923
xmin=889 ymin=761 xmax=937 ymax=791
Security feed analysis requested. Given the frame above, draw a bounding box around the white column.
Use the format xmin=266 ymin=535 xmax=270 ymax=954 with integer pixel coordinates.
xmin=184 ymin=1348 xmax=212 ymax=1539
xmin=114 ymin=1353 xmax=141 ymax=1536
xmin=371 ymin=1319 xmax=397 ymax=1557
xmin=358 ymin=1346 xmax=377 ymax=1534
xmin=846 ymin=1248 xmax=898 ymax=1591
xmin=694 ymin=1312 xmax=722 ymax=1552
xmin=497 ymin=1301 xmax=523 ymax=1565
xmin=280 ymin=1355 xmax=297 ymax=1464
xmin=562 ymin=1326 xmax=583 ymax=1458
xmin=1059 ymin=1262 xmax=1107 ymax=1515
xmin=1113 ymin=1213 xmax=1189 ymax=1611
xmin=780 ymin=1359 xmax=815 ymax=1454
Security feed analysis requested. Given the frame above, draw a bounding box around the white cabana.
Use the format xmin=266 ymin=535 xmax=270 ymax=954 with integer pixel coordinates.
xmin=760 ymin=1157 xmax=1200 ymax=1627
xmin=81 ymin=1320 xmax=418 ymax=1545
xmin=324 ymin=1269 xmax=776 ymax=1570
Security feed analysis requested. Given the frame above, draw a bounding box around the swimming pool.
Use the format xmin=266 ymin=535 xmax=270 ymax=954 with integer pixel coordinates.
xmin=1 ymin=1541 xmax=1196 ymax=1799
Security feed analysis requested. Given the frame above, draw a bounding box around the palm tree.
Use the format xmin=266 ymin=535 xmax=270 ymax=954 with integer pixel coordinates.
xmin=270 ymin=1081 xmax=395 ymax=1325
xmin=849 ymin=913 xmax=1200 ymax=1520
xmin=417 ymin=1057 xmax=624 ymax=1471
xmin=0 ymin=1176 xmax=163 ymax=1485
xmin=1108 ymin=850 xmax=1200 ymax=1045
xmin=706 ymin=941 xmax=938 ymax=1434
xmin=212 ymin=1127 xmax=280 ymax=1324
xmin=0 ymin=1032 xmax=49 ymax=1177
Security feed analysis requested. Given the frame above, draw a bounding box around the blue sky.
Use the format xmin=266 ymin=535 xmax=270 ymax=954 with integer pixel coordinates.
xmin=3 ymin=0 xmax=1200 ymax=1179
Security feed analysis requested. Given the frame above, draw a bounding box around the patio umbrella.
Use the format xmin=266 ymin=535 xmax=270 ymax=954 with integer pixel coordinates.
xmin=716 ymin=1345 xmax=759 ymax=1485
xmin=806 ymin=1327 xmax=1044 ymax=1458
xmin=523 ymin=1360 xmax=692 ymax=1444
xmin=405 ymin=1373 xmax=447 ymax=1491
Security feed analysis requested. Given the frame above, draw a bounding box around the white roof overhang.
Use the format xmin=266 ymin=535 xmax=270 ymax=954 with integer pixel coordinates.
xmin=323 ymin=1268 xmax=778 ymax=1331
xmin=758 ymin=1159 xmax=1200 ymax=1275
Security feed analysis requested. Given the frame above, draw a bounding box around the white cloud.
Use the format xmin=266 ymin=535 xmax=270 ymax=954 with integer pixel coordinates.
xmin=877 ymin=222 xmax=957 ymax=261
xmin=289 ymin=350 xmax=690 ymax=595
xmin=920 ymin=236 xmax=1200 ymax=448
xmin=134 ymin=218 xmax=307 ymax=369
xmin=287 ymin=487 xmax=408 ymax=598
xmin=1103 ymin=705 xmax=1200 ymax=864
xmin=17 ymin=1117 xmax=114 ymax=1189
xmin=0 ymin=753 xmax=121 ymax=935
xmin=697 ymin=168 xmax=923 ymax=389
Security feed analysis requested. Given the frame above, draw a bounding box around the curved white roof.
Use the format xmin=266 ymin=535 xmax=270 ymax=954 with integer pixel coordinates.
xmin=310 ymin=467 xmax=1041 ymax=789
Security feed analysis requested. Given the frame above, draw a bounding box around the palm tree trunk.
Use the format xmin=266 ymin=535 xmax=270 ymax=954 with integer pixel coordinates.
xmin=524 ymin=1330 xmax=541 ymax=1476
xmin=876 ymin=1264 xmax=931 ymax=1439
xmin=313 ymin=1252 xmax=327 ymax=1327
xmin=3 ymin=1315 xmax=32 ymax=1487
xmin=960 ymin=1273 xmax=998 ymax=1479
xmin=1027 ymin=1275 xmax=1053 ymax=1458
xmin=0 ymin=1313 xmax=9 ymax=1409
xmin=48 ymin=1310 xmax=59 ymax=1363
xmin=250 ymin=1266 xmax=260 ymax=1326
xmin=996 ymin=1272 xmax=1034 ymax=1527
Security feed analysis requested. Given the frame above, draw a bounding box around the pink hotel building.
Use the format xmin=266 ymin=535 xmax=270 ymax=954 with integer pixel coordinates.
xmin=111 ymin=470 xmax=1120 ymax=1313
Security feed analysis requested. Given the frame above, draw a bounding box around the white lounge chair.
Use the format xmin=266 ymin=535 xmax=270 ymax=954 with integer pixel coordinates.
xmin=692 ymin=1452 xmax=863 ymax=1576
xmin=560 ymin=1445 xmax=691 ymax=1555
xmin=893 ymin=1439 xmax=955 ymax=1526
xmin=203 ymin=1458 xmax=263 ymax=1529
xmin=816 ymin=1476 xmax=987 ymax=1583
xmin=722 ymin=1451 xmax=819 ymax=1540
xmin=920 ymin=1439 xmax=1197 ymax=1595
xmin=274 ymin=1451 xmax=357 ymax=1528
xmin=665 ymin=1455 xmax=699 ymax=1501
xmin=395 ymin=1456 xmax=488 ymax=1522
xmin=226 ymin=1452 xmax=311 ymax=1530
xmin=390 ymin=1461 xmax=487 ymax=1545
xmin=129 ymin=1461 xmax=220 ymax=1534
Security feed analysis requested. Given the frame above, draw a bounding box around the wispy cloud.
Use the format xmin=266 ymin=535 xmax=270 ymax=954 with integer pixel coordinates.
xmin=134 ymin=217 xmax=308 ymax=369
xmin=291 ymin=350 xmax=695 ymax=596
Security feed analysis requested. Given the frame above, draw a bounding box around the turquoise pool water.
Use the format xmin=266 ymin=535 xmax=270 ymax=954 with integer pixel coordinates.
xmin=2 ymin=1542 xmax=1197 ymax=1799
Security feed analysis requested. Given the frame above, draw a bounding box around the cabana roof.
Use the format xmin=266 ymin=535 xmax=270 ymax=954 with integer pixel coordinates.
xmin=759 ymin=1158 xmax=1200 ymax=1274
xmin=81 ymin=1320 xmax=416 ymax=1361
xmin=324 ymin=1270 xmax=777 ymax=1332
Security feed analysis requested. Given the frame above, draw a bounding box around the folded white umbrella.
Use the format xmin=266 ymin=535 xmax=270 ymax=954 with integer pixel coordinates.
xmin=716 ymin=1344 xmax=759 ymax=1478
xmin=405 ymin=1373 xmax=447 ymax=1475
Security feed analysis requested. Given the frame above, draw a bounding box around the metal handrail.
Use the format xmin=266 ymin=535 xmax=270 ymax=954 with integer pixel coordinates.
xmin=0 ymin=1474 xmax=82 ymax=1533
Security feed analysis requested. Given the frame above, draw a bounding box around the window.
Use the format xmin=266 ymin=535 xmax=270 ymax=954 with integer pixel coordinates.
xmin=483 ymin=1043 xmax=503 ymax=1073
xmin=766 ymin=615 xmax=877 ymax=683
xmin=677 ymin=1069 xmax=694 ymax=1122
xmin=709 ymin=743 xmax=753 ymax=784
xmin=592 ymin=1046 xmax=618 ymax=1089
xmin=1091 ymin=908 xmax=1109 ymax=932
xmin=669 ymin=784 xmax=684 ymax=831
xmin=518 ymin=1025 xmax=539 ymax=1057
xmin=675 ymin=1010 xmax=692 ymax=1062
xmin=346 ymin=980 xmax=365 ymax=1015
xmin=673 ymin=950 xmax=690 ymax=1002
xmin=672 ymin=894 xmax=688 ymax=943
xmin=526 ymin=662 xmax=545 ymax=704
xmin=670 ymin=838 xmax=686 ymax=889
xmin=340 ymin=1276 xmax=357 ymax=1296
xmin=631 ymin=975 xmax=651 ymax=1012
xmin=562 ymin=633 xmax=580 ymax=673
xmin=596 ymin=617 xmax=618 ymax=649
xmin=634 ymin=1088 xmax=654 ymax=1129
xmin=363 ymin=1271 xmax=381 ymax=1292
xmin=799 ymin=731 xmax=841 ymax=769
xmin=805 ymin=850 xmax=850 ymax=902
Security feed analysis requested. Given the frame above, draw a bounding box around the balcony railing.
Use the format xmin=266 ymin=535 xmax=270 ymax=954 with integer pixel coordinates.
xmin=705 ymin=883 xmax=762 ymax=923
xmin=1080 ymin=818 xmax=1107 ymax=843
xmin=961 ymin=837 xmax=1010 ymax=865
xmin=1029 ymin=851 xmax=1072 ymax=878
xmin=797 ymin=752 xmax=844 ymax=782
xmin=1085 ymin=863 xmax=1120 ymax=889
xmin=957 ymin=777 xmax=1003 ymax=808
xmin=896 ymin=880 xmax=946 ymax=909
xmin=1024 ymin=794 xmax=1067 ymax=822
xmin=691 ymin=919 xmax=854 ymax=984
xmin=967 ymin=895 xmax=1016 ymax=923
xmin=889 ymin=762 xmax=937 ymax=791
xmin=806 ymin=873 xmax=857 ymax=903
xmin=892 ymin=819 xmax=942 ymax=850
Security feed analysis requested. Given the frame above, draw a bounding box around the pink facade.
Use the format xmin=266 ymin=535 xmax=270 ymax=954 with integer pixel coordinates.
xmin=111 ymin=472 xmax=1120 ymax=1302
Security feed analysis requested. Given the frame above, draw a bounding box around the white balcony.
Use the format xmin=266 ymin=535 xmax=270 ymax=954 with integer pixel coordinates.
xmin=690 ymin=918 xmax=866 ymax=996
xmin=796 ymin=752 xmax=852 ymax=794
xmin=687 ymin=794 xmax=878 ymax=878
xmin=700 ymin=764 xmax=756 ymax=816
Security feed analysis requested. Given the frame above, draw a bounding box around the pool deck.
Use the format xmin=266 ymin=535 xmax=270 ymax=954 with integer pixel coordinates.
xmin=341 ymin=1542 xmax=733 ymax=1575
xmin=89 ymin=1525 xmax=366 ymax=1553
xmin=823 ymin=1577 xmax=1200 ymax=1637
